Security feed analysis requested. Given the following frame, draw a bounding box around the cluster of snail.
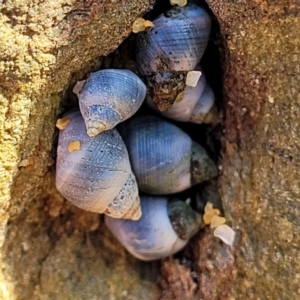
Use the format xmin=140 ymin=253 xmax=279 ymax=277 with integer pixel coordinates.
xmin=55 ymin=1 xmax=234 ymax=261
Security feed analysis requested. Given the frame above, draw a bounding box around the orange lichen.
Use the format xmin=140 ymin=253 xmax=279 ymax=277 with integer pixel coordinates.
xmin=68 ymin=140 xmax=81 ymax=152
xmin=132 ymin=18 xmax=154 ymax=33
xmin=170 ymin=0 xmax=187 ymax=7
xmin=203 ymin=202 xmax=220 ymax=225
xmin=56 ymin=117 xmax=70 ymax=130
xmin=210 ymin=215 xmax=226 ymax=228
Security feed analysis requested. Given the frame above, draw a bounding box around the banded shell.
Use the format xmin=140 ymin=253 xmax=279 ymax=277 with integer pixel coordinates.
xmin=120 ymin=115 xmax=217 ymax=194
xmin=105 ymin=195 xmax=203 ymax=261
xmin=56 ymin=110 xmax=141 ymax=220
xmin=78 ymin=69 xmax=146 ymax=136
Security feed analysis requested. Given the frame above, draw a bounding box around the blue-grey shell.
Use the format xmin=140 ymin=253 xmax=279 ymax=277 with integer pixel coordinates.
xmin=105 ymin=195 xmax=187 ymax=261
xmin=78 ymin=69 xmax=146 ymax=136
xmin=136 ymin=3 xmax=211 ymax=75
xmin=55 ymin=110 xmax=140 ymax=219
xmin=120 ymin=115 xmax=214 ymax=194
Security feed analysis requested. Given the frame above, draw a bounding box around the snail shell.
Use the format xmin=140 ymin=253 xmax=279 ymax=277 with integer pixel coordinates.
xmin=136 ymin=3 xmax=211 ymax=76
xmin=78 ymin=69 xmax=146 ymax=137
xmin=147 ymin=68 xmax=217 ymax=124
xmin=120 ymin=115 xmax=217 ymax=194
xmin=136 ymin=3 xmax=211 ymax=111
xmin=105 ymin=195 xmax=203 ymax=261
xmin=55 ymin=110 xmax=141 ymax=220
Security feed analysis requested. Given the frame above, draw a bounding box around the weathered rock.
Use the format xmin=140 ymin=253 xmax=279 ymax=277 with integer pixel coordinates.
xmin=159 ymin=1 xmax=300 ymax=299
xmin=1 ymin=0 xmax=300 ymax=299
xmin=0 ymin=0 xmax=162 ymax=299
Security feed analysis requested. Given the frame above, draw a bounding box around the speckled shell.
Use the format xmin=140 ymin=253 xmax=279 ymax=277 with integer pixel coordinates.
xmin=136 ymin=3 xmax=211 ymax=76
xmin=78 ymin=69 xmax=146 ymax=136
xmin=55 ymin=110 xmax=141 ymax=220
xmin=147 ymin=69 xmax=215 ymax=124
xmin=120 ymin=115 xmax=217 ymax=194
xmin=105 ymin=195 xmax=188 ymax=261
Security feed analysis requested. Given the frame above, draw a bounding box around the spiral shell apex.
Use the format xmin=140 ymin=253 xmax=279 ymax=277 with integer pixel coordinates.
xmin=55 ymin=110 xmax=141 ymax=220
xmin=78 ymin=69 xmax=147 ymax=137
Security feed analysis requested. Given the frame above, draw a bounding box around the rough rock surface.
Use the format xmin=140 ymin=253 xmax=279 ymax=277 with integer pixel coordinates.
xmin=1 ymin=0 xmax=300 ymax=299
xmin=0 ymin=0 xmax=161 ymax=299
xmin=191 ymin=0 xmax=300 ymax=299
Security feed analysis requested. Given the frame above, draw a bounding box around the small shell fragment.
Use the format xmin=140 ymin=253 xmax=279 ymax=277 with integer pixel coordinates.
xmin=132 ymin=18 xmax=154 ymax=33
xmin=214 ymin=224 xmax=236 ymax=246
xmin=170 ymin=0 xmax=187 ymax=7
xmin=68 ymin=140 xmax=81 ymax=152
xmin=185 ymin=70 xmax=202 ymax=87
xmin=56 ymin=117 xmax=70 ymax=130
xmin=210 ymin=215 xmax=226 ymax=228
xmin=73 ymin=80 xmax=85 ymax=97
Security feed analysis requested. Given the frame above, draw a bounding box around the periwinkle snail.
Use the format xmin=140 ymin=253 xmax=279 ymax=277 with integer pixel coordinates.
xmin=120 ymin=115 xmax=217 ymax=195
xmin=146 ymin=67 xmax=217 ymax=124
xmin=78 ymin=69 xmax=146 ymax=137
xmin=56 ymin=110 xmax=141 ymax=220
xmin=54 ymin=0 xmax=226 ymax=261
xmin=136 ymin=2 xmax=213 ymax=118
xmin=105 ymin=195 xmax=203 ymax=261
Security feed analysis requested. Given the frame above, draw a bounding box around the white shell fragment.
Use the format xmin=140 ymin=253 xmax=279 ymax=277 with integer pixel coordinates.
xmin=185 ymin=70 xmax=202 ymax=87
xmin=120 ymin=115 xmax=217 ymax=195
xmin=132 ymin=18 xmax=154 ymax=33
xmin=72 ymin=80 xmax=85 ymax=97
xmin=213 ymin=224 xmax=236 ymax=246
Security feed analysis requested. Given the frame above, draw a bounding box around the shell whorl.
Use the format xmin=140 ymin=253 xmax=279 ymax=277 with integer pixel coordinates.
xmin=78 ymin=69 xmax=146 ymax=136
xmin=120 ymin=115 xmax=217 ymax=195
xmin=146 ymin=69 xmax=217 ymax=124
xmin=55 ymin=110 xmax=141 ymax=220
xmin=105 ymin=196 xmax=188 ymax=261
xmin=136 ymin=3 xmax=211 ymax=76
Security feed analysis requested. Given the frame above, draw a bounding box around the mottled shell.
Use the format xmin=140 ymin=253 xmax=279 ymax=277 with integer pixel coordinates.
xmin=78 ymin=69 xmax=146 ymax=136
xmin=105 ymin=195 xmax=188 ymax=261
xmin=120 ymin=115 xmax=217 ymax=194
xmin=147 ymin=70 xmax=216 ymax=124
xmin=55 ymin=110 xmax=141 ymax=220
xmin=136 ymin=3 xmax=211 ymax=76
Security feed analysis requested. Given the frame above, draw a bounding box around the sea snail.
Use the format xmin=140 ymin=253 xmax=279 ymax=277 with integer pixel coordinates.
xmin=77 ymin=69 xmax=146 ymax=137
xmin=105 ymin=195 xmax=203 ymax=261
xmin=55 ymin=110 xmax=141 ymax=220
xmin=146 ymin=67 xmax=218 ymax=124
xmin=120 ymin=115 xmax=218 ymax=195
xmin=136 ymin=3 xmax=211 ymax=112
